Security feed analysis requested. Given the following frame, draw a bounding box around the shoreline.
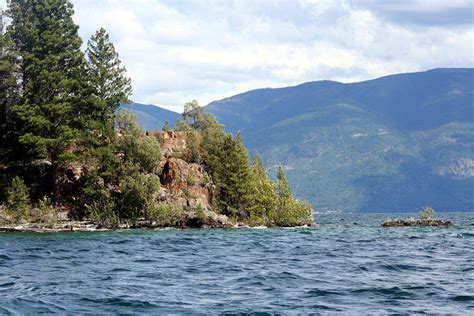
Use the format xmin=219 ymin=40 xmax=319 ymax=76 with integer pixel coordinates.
xmin=0 ymin=221 xmax=319 ymax=233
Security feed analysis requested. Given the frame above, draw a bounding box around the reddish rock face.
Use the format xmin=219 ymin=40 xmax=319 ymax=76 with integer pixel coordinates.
xmin=158 ymin=157 xmax=213 ymax=209
xmin=147 ymin=130 xmax=214 ymax=209
xmin=147 ymin=130 xmax=193 ymax=158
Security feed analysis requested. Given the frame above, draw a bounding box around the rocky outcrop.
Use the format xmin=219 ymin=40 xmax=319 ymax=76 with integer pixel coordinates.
xmin=147 ymin=130 xmax=215 ymax=211
xmin=146 ymin=130 xmax=194 ymax=158
xmin=382 ymin=219 xmax=452 ymax=227
xmin=157 ymin=157 xmax=214 ymax=209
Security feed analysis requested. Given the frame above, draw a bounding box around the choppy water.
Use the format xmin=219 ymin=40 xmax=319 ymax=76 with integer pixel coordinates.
xmin=1 ymin=213 xmax=473 ymax=314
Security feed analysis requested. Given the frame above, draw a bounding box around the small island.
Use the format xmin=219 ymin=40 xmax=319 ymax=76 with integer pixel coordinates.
xmin=0 ymin=3 xmax=313 ymax=231
xmin=382 ymin=206 xmax=452 ymax=227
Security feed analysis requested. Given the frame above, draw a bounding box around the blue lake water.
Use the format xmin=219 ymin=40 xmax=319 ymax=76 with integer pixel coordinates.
xmin=1 ymin=213 xmax=473 ymax=314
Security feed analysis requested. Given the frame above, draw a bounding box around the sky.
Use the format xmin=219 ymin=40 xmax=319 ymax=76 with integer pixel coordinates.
xmin=2 ymin=0 xmax=473 ymax=112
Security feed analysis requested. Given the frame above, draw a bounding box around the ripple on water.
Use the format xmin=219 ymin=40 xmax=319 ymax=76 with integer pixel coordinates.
xmin=0 ymin=212 xmax=473 ymax=314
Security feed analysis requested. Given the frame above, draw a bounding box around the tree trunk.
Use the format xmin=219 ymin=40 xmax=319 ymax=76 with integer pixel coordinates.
xmin=51 ymin=153 xmax=61 ymax=205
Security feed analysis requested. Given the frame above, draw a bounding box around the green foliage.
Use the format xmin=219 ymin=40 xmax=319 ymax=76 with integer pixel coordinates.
xmin=174 ymin=118 xmax=192 ymax=132
xmin=183 ymin=100 xmax=219 ymax=131
xmin=8 ymin=0 xmax=87 ymax=202
xmin=420 ymin=206 xmax=435 ymax=220
xmin=162 ymin=121 xmax=170 ymax=131
xmin=6 ymin=176 xmax=30 ymax=222
xmin=86 ymin=27 xmax=132 ymax=116
xmin=0 ymin=9 xmax=20 ymax=165
xmin=276 ymin=166 xmax=293 ymax=200
xmin=118 ymin=171 xmax=161 ymax=220
xmin=187 ymin=171 xmax=196 ymax=186
xmin=272 ymin=199 xmax=313 ymax=227
xmin=212 ymin=134 xmax=253 ymax=218
xmin=35 ymin=196 xmax=57 ymax=224
xmin=246 ymin=154 xmax=278 ymax=225
xmin=86 ymin=199 xmax=120 ymax=228
xmin=147 ymin=204 xmax=184 ymax=227
xmin=273 ymin=167 xmax=313 ymax=226
xmin=194 ymin=205 xmax=207 ymax=223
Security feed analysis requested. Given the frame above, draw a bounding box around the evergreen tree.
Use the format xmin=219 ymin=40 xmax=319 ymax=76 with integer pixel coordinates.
xmin=247 ymin=154 xmax=278 ymax=225
xmin=276 ymin=166 xmax=293 ymax=200
xmin=217 ymin=134 xmax=253 ymax=218
xmin=162 ymin=120 xmax=170 ymax=131
xmin=273 ymin=166 xmax=313 ymax=226
xmin=79 ymin=28 xmax=132 ymax=213
xmin=7 ymin=0 xmax=86 ymax=202
xmin=86 ymin=27 xmax=131 ymax=128
xmin=6 ymin=176 xmax=30 ymax=222
xmin=182 ymin=100 xmax=218 ymax=131
xmin=0 ymin=7 xmax=20 ymax=164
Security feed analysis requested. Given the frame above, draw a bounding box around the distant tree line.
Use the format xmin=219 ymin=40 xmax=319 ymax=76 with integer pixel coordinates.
xmin=0 ymin=0 xmax=312 ymax=227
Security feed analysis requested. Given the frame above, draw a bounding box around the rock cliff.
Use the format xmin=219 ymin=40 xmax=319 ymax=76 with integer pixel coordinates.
xmin=148 ymin=131 xmax=214 ymax=211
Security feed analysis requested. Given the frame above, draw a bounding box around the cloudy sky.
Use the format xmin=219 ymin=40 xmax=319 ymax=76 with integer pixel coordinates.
xmin=2 ymin=0 xmax=473 ymax=112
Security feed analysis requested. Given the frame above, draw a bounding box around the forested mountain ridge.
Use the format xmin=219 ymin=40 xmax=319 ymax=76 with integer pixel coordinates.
xmin=204 ymin=68 xmax=474 ymax=212
xmin=120 ymin=103 xmax=179 ymax=131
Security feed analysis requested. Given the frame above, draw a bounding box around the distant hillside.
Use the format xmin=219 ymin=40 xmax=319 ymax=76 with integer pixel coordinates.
xmin=206 ymin=68 xmax=474 ymax=212
xmin=121 ymin=103 xmax=180 ymax=131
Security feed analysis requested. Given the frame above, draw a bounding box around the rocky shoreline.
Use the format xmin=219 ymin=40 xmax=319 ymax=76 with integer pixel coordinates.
xmin=0 ymin=212 xmax=317 ymax=233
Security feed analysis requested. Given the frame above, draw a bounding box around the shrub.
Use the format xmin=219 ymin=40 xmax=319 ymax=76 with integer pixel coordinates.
xmin=118 ymin=171 xmax=160 ymax=220
xmin=35 ymin=196 xmax=57 ymax=224
xmin=420 ymin=206 xmax=435 ymax=220
xmin=147 ymin=203 xmax=184 ymax=227
xmin=86 ymin=199 xmax=120 ymax=228
xmin=272 ymin=199 xmax=313 ymax=227
xmin=187 ymin=172 xmax=196 ymax=186
xmin=6 ymin=176 xmax=30 ymax=223
xmin=194 ymin=205 xmax=207 ymax=223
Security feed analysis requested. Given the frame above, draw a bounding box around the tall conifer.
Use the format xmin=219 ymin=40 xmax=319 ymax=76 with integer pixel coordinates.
xmin=0 ymin=8 xmax=18 ymax=163
xmin=86 ymin=27 xmax=131 ymax=129
xmin=7 ymin=0 xmax=86 ymax=202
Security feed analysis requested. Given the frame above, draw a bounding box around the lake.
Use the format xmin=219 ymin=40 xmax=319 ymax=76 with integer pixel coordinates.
xmin=1 ymin=213 xmax=473 ymax=314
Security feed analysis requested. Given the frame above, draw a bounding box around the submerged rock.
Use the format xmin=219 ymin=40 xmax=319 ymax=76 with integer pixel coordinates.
xmin=382 ymin=219 xmax=452 ymax=227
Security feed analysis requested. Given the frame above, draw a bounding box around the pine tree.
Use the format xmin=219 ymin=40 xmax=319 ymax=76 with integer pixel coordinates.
xmin=273 ymin=166 xmax=313 ymax=226
xmin=0 ymin=7 xmax=20 ymax=164
xmin=86 ymin=27 xmax=131 ymax=128
xmin=182 ymin=100 xmax=218 ymax=131
xmin=276 ymin=166 xmax=293 ymax=199
xmin=6 ymin=176 xmax=30 ymax=222
xmin=162 ymin=120 xmax=170 ymax=131
xmin=217 ymin=134 xmax=253 ymax=218
xmin=80 ymin=27 xmax=132 ymax=204
xmin=247 ymin=154 xmax=278 ymax=225
xmin=7 ymin=0 xmax=87 ymax=202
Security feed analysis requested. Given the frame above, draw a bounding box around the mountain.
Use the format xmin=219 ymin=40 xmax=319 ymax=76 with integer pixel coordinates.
xmin=121 ymin=103 xmax=180 ymax=131
xmin=206 ymin=68 xmax=474 ymax=212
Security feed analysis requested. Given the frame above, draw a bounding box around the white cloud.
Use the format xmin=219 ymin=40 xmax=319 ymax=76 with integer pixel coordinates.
xmin=1 ymin=0 xmax=473 ymax=112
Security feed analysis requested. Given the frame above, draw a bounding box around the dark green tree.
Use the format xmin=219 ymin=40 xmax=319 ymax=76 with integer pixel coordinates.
xmin=7 ymin=0 xmax=86 ymax=202
xmin=81 ymin=29 xmax=132 ymax=208
xmin=182 ymin=100 xmax=218 ymax=131
xmin=86 ymin=27 xmax=131 ymax=128
xmin=276 ymin=166 xmax=292 ymax=200
xmin=247 ymin=154 xmax=278 ymax=225
xmin=273 ymin=166 xmax=313 ymax=226
xmin=162 ymin=120 xmax=170 ymax=131
xmin=6 ymin=176 xmax=30 ymax=222
xmin=0 ymin=7 xmax=20 ymax=165
xmin=215 ymin=134 xmax=253 ymax=218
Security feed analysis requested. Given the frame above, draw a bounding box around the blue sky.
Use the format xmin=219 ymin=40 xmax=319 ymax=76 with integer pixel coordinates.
xmin=2 ymin=0 xmax=473 ymax=112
